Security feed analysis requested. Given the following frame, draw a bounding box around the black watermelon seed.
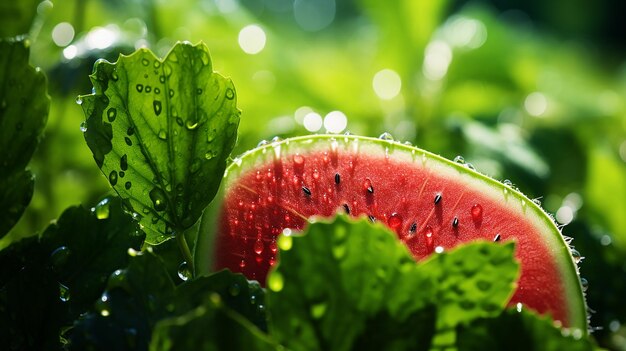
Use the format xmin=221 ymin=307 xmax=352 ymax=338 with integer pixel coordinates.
xmin=368 ymin=215 xmax=376 ymax=223
xmin=302 ymin=186 xmax=311 ymax=196
xmin=452 ymin=217 xmax=459 ymax=228
xmin=342 ymin=203 xmax=350 ymax=214
xmin=335 ymin=173 xmax=340 ymax=184
xmin=494 ymin=234 xmax=501 ymax=242
xmin=434 ymin=194 xmax=442 ymax=205
xmin=409 ymin=222 xmax=417 ymax=233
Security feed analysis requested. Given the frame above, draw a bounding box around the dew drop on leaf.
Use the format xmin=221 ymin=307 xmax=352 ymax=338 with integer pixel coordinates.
xmin=136 ymin=84 xmax=143 ymax=92
xmin=177 ymin=262 xmax=191 ymax=281
xmin=95 ymin=198 xmax=111 ymax=219
xmin=149 ymin=187 xmax=168 ymax=211
xmin=108 ymin=170 xmax=118 ymax=186
xmin=107 ymin=108 xmax=117 ymax=122
xmin=225 ymin=88 xmax=235 ymax=100
xmin=186 ymin=120 xmax=198 ymax=130
xmin=50 ymin=246 xmax=70 ymax=270
xmin=59 ymin=283 xmax=70 ymax=302
xmin=153 ymin=100 xmax=162 ymax=116
xmin=158 ymin=129 xmax=167 ymax=140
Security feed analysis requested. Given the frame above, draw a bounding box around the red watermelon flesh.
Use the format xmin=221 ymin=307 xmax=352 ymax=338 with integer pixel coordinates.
xmin=213 ymin=135 xmax=587 ymax=330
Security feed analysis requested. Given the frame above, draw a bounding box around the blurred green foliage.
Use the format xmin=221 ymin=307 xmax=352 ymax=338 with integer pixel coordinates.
xmin=1 ymin=0 xmax=624 ymax=349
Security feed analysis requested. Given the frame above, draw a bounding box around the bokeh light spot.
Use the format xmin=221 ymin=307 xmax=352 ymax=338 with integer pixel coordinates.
xmin=372 ymin=69 xmax=402 ymax=100
xmin=423 ymin=40 xmax=452 ymax=81
xmin=303 ymin=112 xmax=323 ymax=132
xmin=524 ymin=92 xmax=548 ymax=117
xmin=52 ymin=22 xmax=75 ymax=47
xmin=238 ymin=24 xmax=266 ymax=55
xmin=323 ymin=110 xmax=347 ymax=133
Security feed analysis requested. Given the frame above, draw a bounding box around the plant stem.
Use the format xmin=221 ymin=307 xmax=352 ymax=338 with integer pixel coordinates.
xmin=176 ymin=228 xmax=194 ymax=277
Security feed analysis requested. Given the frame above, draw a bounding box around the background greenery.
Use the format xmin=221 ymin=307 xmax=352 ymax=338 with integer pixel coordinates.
xmin=1 ymin=0 xmax=624 ymax=349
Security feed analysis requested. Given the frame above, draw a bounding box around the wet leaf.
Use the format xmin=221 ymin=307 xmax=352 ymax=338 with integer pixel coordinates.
xmin=80 ymin=41 xmax=240 ymax=244
xmin=457 ymin=308 xmax=594 ymax=351
xmin=149 ymin=294 xmax=276 ymax=351
xmin=0 ymin=197 xmax=144 ymax=350
xmin=0 ymin=38 xmax=49 ymax=237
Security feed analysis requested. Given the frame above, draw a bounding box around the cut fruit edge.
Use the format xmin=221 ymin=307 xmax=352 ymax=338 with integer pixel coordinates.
xmin=198 ymin=134 xmax=588 ymax=332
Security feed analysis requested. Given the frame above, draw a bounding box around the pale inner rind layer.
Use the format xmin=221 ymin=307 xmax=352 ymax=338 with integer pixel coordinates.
xmin=221 ymin=134 xmax=587 ymax=331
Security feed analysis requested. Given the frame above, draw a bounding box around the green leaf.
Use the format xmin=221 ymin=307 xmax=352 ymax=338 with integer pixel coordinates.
xmin=0 ymin=197 xmax=144 ymax=351
xmin=69 ymin=258 xmax=267 ymax=350
xmin=457 ymin=308 xmax=595 ymax=351
xmin=80 ymin=41 xmax=240 ymax=244
xmin=0 ymin=1 xmax=40 ymax=37
xmin=0 ymin=38 xmax=49 ymax=237
xmin=149 ymin=295 xmax=276 ymax=351
xmin=267 ymin=215 xmax=436 ymax=351
xmin=174 ymin=271 xmax=268 ymax=332
xmin=420 ymin=241 xmax=520 ymax=349
xmin=68 ymin=251 xmax=175 ymax=351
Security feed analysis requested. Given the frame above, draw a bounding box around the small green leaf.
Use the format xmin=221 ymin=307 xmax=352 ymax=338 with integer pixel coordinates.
xmin=267 ymin=215 xmax=436 ymax=351
xmin=149 ymin=296 xmax=276 ymax=351
xmin=0 ymin=197 xmax=143 ymax=350
xmin=0 ymin=38 xmax=49 ymax=237
xmin=457 ymin=308 xmax=595 ymax=351
xmin=174 ymin=271 xmax=267 ymax=332
xmin=80 ymin=41 xmax=240 ymax=244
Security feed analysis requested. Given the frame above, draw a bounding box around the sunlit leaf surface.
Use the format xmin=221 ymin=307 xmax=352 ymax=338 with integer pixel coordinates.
xmin=80 ymin=42 xmax=240 ymax=244
xmin=0 ymin=38 xmax=49 ymax=237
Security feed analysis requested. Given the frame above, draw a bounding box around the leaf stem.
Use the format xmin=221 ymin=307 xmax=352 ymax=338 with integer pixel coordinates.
xmin=176 ymin=228 xmax=195 ymax=278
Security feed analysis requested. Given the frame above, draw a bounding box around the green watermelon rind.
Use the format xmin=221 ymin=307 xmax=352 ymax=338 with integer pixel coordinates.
xmin=203 ymin=134 xmax=587 ymax=332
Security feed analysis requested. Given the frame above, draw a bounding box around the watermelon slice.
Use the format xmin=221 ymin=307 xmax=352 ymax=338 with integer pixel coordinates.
xmin=210 ymin=135 xmax=587 ymax=330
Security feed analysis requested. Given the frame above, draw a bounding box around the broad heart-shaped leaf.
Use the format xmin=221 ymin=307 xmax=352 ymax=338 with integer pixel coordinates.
xmin=457 ymin=309 xmax=594 ymax=351
xmin=80 ymin=41 xmax=240 ymax=244
xmin=267 ymin=215 xmax=437 ymax=351
xmin=0 ymin=197 xmax=143 ymax=351
xmin=0 ymin=38 xmax=49 ymax=237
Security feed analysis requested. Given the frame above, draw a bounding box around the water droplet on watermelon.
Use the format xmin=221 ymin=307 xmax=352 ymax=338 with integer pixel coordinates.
xmin=257 ymin=139 xmax=268 ymax=147
xmin=239 ymin=259 xmax=246 ymax=268
xmin=434 ymin=246 xmax=444 ymax=253
xmin=503 ymin=179 xmax=513 ymax=187
xmin=177 ymin=262 xmax=191 ymax=281
xmin=453 ymin=155 xmax=465 ymax=164
xmin=424 ymin=226 xmax=434 ymax=251
xmin=269 ymin=239 xmax=278 ymax=253
xmin=471 ymin=204 xmax=483 ymax=221
xmin=378 ymin=132 xmax=394 ymax=141
xmin=580 ymin=277 xmax=588 ymax=291
xmin=253 ymin=239 xmax=264 ymax=255
xmin=516 ymin=302 xmax=523 ymax=312
xmin=388 ymin=213 xmax=403 ymax=231
xmin=293 ymin=154 xmax=305 ymax=166
xmin=312 ymin=169 xmax=320 ymax=179
xmin=363 ymin=178 xmax=374 ymax=194
xmin=571 ymin=249 xmax=582 ymax=264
